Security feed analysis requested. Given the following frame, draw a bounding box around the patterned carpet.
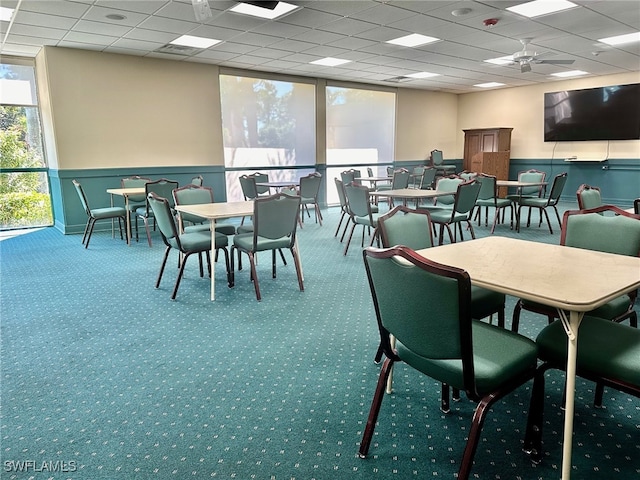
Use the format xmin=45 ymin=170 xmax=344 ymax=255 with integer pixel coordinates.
xmin=1 ymin=201 xmax=638 ymax=479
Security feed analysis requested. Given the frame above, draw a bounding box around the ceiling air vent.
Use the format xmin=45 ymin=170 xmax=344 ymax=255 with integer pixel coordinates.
xmin=383 ymin=76 xmax=412 ymax=83
xmin=154 ymin=44 xmax=203 ymax=56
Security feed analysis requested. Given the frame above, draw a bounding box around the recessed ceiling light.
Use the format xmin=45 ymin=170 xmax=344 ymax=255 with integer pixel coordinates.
xmin=551 ymin=70 xmax=588 ymax=78
xmin=475 ymin=82 xmax=505 ymax=88
xmin=0 ymin=6 xmax=14 ymax=21
xmin=451 ymin=8 xmax=472 ymax=17
xmin=484 ymin=56 xmax=514 ymax=65
xmin=310 ymin=57 xmax=351 ymax=67
xmin=507 ymin=0 xmax=577 ymax=18
xmin=405 ymin=72 xmax=440 ymax=79
xmin=598 ymin=32 xmax=640 ymax=46
xmin=105 ymin=13 xmax=127 ymax=21
xmin=170 ymin=35 xmax=221 ymax=49
xmin=386 ymin=33 xmax=440 ymax=48
xmin=230 ymin=1 xmax=299 ymax=20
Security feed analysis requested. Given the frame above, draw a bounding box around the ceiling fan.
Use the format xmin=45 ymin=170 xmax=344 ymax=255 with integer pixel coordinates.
xmin=511 ymin=38 xmax=575 ymax=73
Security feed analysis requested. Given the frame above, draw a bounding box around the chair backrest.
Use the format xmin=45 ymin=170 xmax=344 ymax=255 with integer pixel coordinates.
xmin=391 ymin=168 xmax=410 ymax=189
xmin=545 ymin=172 xmax=568 ymax=205
xmin=419 ymin=167 xmax=437 ymax=190
xmin=576 ymin=184 xmax=602 ymax=210
xmin=434 ymin=175 xmax=463 ymax=206
xmin=561 ymin=206 xmax=640 ymax=257
xmin=386 ymin=165 xmax=394 ymax=176
xmin=335 ymin=178 xmax=348 ymax=211
xmin=72 ymin=179 xmax=91 ymax=216
xmin=430 ymin=149 xmax=444 ymax=166
xmin=459 ymin=171 xmax=477 ymax=181
xmin=344 ymin=182 xmax=373 ymax=218
xmin=452 ymin=179 xmax=482 ymax=216
xmin=253 ymin=193 xmax=301 ymax=244
xmin=173 ymin=184 xmax=214 ymax=224
xmin=147 ymin=192 xmax=181 ymax=248
xmin=340 ymin=169 xmax=361 ymax=186
xmin=239 ymin=174 xmax=259 ymax=200
xmin=367 ymin=167 xmax=374 ymax=177
xmin=191 ymin=175 xmax=204 ymax=187
xmin=377 ymin=206 xmax=434 ymax=250
xmin=121 ymin=176 xmax=151 ymax=203
xmin=517 ymin=169 xmax=546 ymax=197
xmin=363 ymin=246 xmax=474 ymax=381
xmin=635 ymin=198 xmax=640 ymax=215
xmin=145 ymin=178 xmax=179 ymax=209
xmin=476 ymin=173 xmax=497 ymax=201
xmin=249 ymin=172 xmax=270 ymax=195
xmin=299 ymin=172 xmax=322 ymax=199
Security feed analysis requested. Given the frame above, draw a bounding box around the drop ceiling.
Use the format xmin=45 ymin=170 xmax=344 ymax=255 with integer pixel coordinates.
xmin=1 ymin=0 xmax=639 ymax=94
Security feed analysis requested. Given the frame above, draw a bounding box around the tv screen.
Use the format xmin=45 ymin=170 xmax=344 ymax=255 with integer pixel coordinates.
xmin=544 ymin=83 xmax=640 ymax=142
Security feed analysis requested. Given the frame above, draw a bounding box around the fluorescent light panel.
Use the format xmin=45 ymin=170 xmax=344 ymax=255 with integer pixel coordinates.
xmin=507 ymin=0 xmax=577 ymax=18
xmin=170 ymin=35 xmax=221 ymax=48
xmin=598 ymin=32 xmax=640 ymax=46
xmin=475 ymin=82 xmax=505 ymax=88
xmin=230 ymin=2 xmax=299 ymax=20
xmin=551 ymin=70 xmax=588 ymax=78
xmin=310 ymin=57 xmax=351 ymax=67
xmin=387 ymin=33 xmax=439 ymax=47
xmin=405 ymin=72 xmax=440 ymax=79
xmin=0 ymin=6 xmax=14 ymax=21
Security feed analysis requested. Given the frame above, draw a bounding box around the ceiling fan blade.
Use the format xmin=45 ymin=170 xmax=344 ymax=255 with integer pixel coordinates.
xmin=536 ymin=59 xmax=575 ymax=65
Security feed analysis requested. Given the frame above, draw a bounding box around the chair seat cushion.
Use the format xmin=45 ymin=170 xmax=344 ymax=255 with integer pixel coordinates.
xmin=517 ymin=197 xmax=548 ymax=207
xmin=536 ymin=316 xmax=640 ymax=387
xmin=233 ymin=232 xmax=291 ymax=252
xmin=470 ymin=286 xmax=505 ymax=320
xmin=91 ymin=206 xmax=126 ymax=219
xmin=354 ymin=214 xmax=380 ymax=227
xmin=397 ymin=321 xmax=537 ymax=395
xmin=476 ymin=198 xmax=512 ymax=208
xmin=429 ymin=210 xmax=468 ymax=223
xmin=184 ymin=223 xmax=236 ymax=235
xmin=172 ymin=231 xmax=227 ymax=252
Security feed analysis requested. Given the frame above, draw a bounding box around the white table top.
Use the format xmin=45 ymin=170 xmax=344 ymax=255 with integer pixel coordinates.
xmin=496 ymin=180 xmax=547 ymax=188
xmin=255 ymin=181 xmax=299 ymax=188
xmin=415 ymin=236 xmax=640 ymax=311
xmin=107 ymin=187 xmax=146 ymax=196
xmin=369 ymin=188 xmax=455 ymax=199
xmin=175 ymin=201 xmax=254 ymax=220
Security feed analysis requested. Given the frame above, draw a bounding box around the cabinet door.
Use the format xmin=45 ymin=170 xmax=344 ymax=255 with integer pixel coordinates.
xmin=464 ymin=132 xmax=482 ymax=170
xmin=480 ymin=131 xmax=498 ymax=152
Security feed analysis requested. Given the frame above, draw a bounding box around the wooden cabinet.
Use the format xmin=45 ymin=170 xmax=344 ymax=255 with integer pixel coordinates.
xmin=463 ymin=127 xmax=512 ymax=172
xmin=471 ymin=151 xmax=511 ymax=197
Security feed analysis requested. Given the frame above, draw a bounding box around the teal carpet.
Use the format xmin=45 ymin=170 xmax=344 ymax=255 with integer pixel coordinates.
xmin=1 ymin=203 xmax=638 ymax=479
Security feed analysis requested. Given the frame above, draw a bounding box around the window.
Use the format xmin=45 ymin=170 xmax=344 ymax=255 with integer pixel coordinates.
xmin=325 ymin=86 xmax=395 ymax=204
xmin=220 ymin=74 xmax=316 ymax=201
xmin=1 ymin=58 xmax=52 ymax=229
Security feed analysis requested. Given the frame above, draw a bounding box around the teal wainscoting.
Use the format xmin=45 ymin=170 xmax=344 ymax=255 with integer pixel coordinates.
xmin=49 ymin=166 xmax=227 ymax=235
xmin=508 ymin=158 xmax=640 ymax=207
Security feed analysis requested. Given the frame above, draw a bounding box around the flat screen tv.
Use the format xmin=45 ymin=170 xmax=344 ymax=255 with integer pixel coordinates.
xmin=544 ymin=83 xmax=640 ymax=141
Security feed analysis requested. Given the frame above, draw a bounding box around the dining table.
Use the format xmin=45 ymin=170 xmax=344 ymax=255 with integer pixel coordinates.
xmin=496 ymin=180 xmax=548 ymax=231
xmin=369 ymin=187 xmax=456 ymax=208
xmin=414 ymin=236 xmax=640 ymax=480
xmin=106 ymin=186 xmax=146 ymax=245
xmin=174 ymin=201 xmax=254 ymax=300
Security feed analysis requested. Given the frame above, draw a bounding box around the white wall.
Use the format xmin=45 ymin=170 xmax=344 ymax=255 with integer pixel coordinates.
xmin=457 ymin=72 xmax=640 ymax=160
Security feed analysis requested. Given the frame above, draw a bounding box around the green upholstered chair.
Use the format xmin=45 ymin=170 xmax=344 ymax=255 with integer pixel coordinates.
xmin=576 ymin=183 xmax=602 ymax=210
xmin=147 ymin=192 xmax=231 ymax=300
xmin=360 ymin=246 xmax=537 ymax=480
xmin=505 ymin=169 xmax=546 ymax=230
xmin=299 ymin=172 xmax=323 ymax=225
xmin=514 ymin=172 xmax=567 ymax=233
xmin=334 ymin=178 xmax=350 ymax=241
xmin=410 ymin=165 xmax=425 ymax=188
xmin=340 ymin=169 xmax=362 ymax=186
xmin=120 ymin=175 xmax=151 ymax=241
xmin=249 ymin=172 xmax=270 ymax=196
xmin=376 ymin=168 xmax=410 ymax=206
xmin=635 ymin=198 xmax=640 ymax=214
xmin=524 ymin=316 xmax=640 ymax=463
xmin=72 ymin=179 xmax=126 ymax=249
xmin=511 ymin=205 xmax=640 ymax=333
xmin=429 ymin=179 xmax=482 ymax=245
xmin=136 ymin=178 xmax=179 ymax=247
xmin=430 ymin=148 xmax=456 ymax=176
xmin=459 ymin=170 xmax=477 ymax=181
xmin=230 ymin=192 xmax=304 ymax=301
xmin=418 ymin=166 xmax=437 ymax=190
xmin=420 ymin=175 xmax=462 ymax=210
xmin=172 ymin=184 xmax=236 ymax=236
xmin=343 ymin=182 xmax=381 ymax=256
xmin=474 ymin=173 xmax=514 ymax=234
xmin=376 ymin=205 xmax=507 ymax=363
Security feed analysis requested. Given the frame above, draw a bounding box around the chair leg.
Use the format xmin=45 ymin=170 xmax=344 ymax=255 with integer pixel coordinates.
xmin=511 ymin=299 xmax=523 ymax=332
xmin=523 ymin=365 xmax=548 ymax=464
xmin=272 ymin=249 xmax=277 ymax=279
xmin=373 ymin=343 xmax=384 ymax=364
xmin=81 ymin=218 xmax=91 ymax=245
xmin=335 ymin=211 xmax=346 ymax=237
xmin=441 ymin=384 xmax=451 ymax=413
xmin=344 ymin=222 xmax=357 ymax=255
xmin=542 ymin=208 xmax=553 ymax=234
xmin=171 ymin=251 xmax=192 ymax=300
xmin=142 ymin=216 xmax=153 ymax=247
xmin=358 ymin=357 xmax=395 ymax=458
xmin=84 ymin=218 xmax=97 ymax=248
xmin=155 ymin=246 xmax=171 ymax=288
xmin=248 ymin=252 xmax=261 ymax=301
xmin=594 ymin=382 xmax=605 ymax=408
xmin=292 ymin=246 xmax=304 ymax=292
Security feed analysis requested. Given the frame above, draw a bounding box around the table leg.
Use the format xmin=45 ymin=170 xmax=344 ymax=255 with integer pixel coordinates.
xmin=110 ymin=194 xmax=115 ymax=238
xmin=209 ymin=218 xmax=216 ymax=301
xmin=124 ymin=194 xmax=132 ymax=246
xmin=557 ymin=309 xmax=584 ymax=480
